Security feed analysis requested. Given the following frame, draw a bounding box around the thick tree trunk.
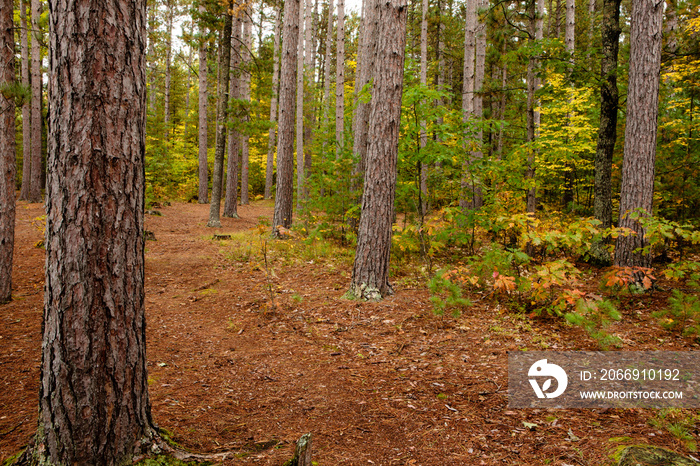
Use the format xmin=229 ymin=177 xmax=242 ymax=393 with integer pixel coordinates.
xmin=198 ymin=5 xmax=209 ymax=203
xmin=240 ymin=10 xmax=251 ymax=205
xmin=207 ymin=14 xmax=233 ymax=227
xmin=273 ymin=0 xmax=300 ymax=235
xmin=29 ymin=0 xmax=42 ymax=202
xmin=614 ymin=0 xmax=663 ymax=267
xmin=32 ymin=0 xmax=155 ymax=462
xmin=265 ymin=7 xmax=282 ymax=200
xmin=296 ymin=1 xmax=305 ymax=210
xmin=0 ymin=0 xmax=16 ymax=304
xmin=335 ymin=0 xmax=345 ymax=159
xmin=351 ymin=0 xmax=377 ymax=178
xmin=19 ymin=0 xmax=31 ymax=201
xmin=459 ymin=0 xmax=476 ymax=211
xmin=224 ymin=16 xmax=242 ymax=218
xmin=164 ymin=0 xmax=173 ymax=139
xmin=590 ymin=0 xmax=620 ymax=264
xmin=349 ymin=0 xmax=407 ymax=301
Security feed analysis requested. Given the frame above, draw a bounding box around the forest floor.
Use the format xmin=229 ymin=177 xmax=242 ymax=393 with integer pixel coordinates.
xmin=1 ymin=200 xmax=699 ymax=465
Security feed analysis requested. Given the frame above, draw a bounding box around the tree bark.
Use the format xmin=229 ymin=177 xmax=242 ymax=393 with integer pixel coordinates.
xmin=296 ymin=0 xmax=305 ymax=210
xmin=148 ymin=0 xmax=157 ymax=114
xmin=19 ymin=0 xmax=31 ymax=201
xmin=198 ymin=5 xmax=209 ymax=203
xmin=351 ymin=0 xmax=377 ymax=179
xmin=224 ymin=16 xmax=241 ymax=218
xmin=240 ymin=8 xmax=252 ymax=205
xmin=302 ymin=0 xmax=316 ymax=202
xmin=471 ymin=0 xmax=486 ymax=209
xmin=590 ymin=0 xmax=620 ymax=264
xmin=273 ymin=0 xmax=300 ymax=235
xmin=525 ymin=0 xmax=542 ymax=215
xmin=349 ymin=0 xmax=408 ymax=301
xmin=184 ymin=22 xmax=194 ymax=139
xmin=322 ymin=0 xmax=334 ymax=140
xmin=265 ymin=7 xmax=282 ymax=200
xmin=418 ymin=0 xmax=428 ymax=215
xmin=459 ymin=0 xmax=476 ymax=211
xmin=207 ymin=13 xmax=233 ymax=227
xmin=31 ymin=0 xmax=155 ymax=462
xmin=164 ymin=0 xmax=173 ymax=139
xmin=614 ymin=0 xmax=663 ymax=267
xmin=335 ymin=0 xmax=345 ymax=159
xmin=29 ymin=0 xmax=43 ymax=202
xmin=0 ymin=0 xmax=16 ymax=304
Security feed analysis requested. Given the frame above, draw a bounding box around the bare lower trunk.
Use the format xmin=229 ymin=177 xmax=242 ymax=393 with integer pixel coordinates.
xmin=335 ymin=0 xmax=345 ymax=159
xmin=240 ymin=9 xmax=251 ymax=205
xmin=322 ymin=0 xmax=334 ymax=138
xmin=224 ymin=16 xmax=242 ymax=218
xmin=349 ymin=0 xmax=407 ymax=301
xmin=198 ymin=5 xmax=209 ymax=203
xmin=31 ymin=1 xmax=155 ymax=463
xmin=0 ymin=0 xmax=16 ymax=303
xmin=29 ymin=0 xmax=42 ymax=202
xmin=418 ymin=0 xmax=428 ymax=215
xmin=207 ymin=14 xmax=233 ymax=227
xmin=459 ymin=0 xmax=476 ymax=211
xmin=19 ymin=0 xmax=31 ymax=201
xmin=184 ymin=23 xmax=193 ymax=139
xmin=265 ymin=7 xmax=282 ymax=199
xmin=614 ymin=0 xmax=663 ymax=267
xmin=470 ymin=0 xmax=486 ymax=210
xmin=296 ymin=1 xmax=305 ymax=210
xmin=164 ymin=0 xmax=173 ymax=139
xmin=273 ymin=0 xmax=300 ymax=234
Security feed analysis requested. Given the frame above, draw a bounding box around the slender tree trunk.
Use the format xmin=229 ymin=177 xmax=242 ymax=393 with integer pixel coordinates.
xmin=664 ymin=0 xmax=678 ymax=56
xmin=198 ymin=5 xmax=209 ymax=203
xmin=349 ymin=0 xmax=408 ymax=301
xmin=322 ymin=0 xmax=334 ymax=136
xmin=207 ymin=13 xmax=233 ymax=227
xmin=614 ymin=0 xmax=663 ymax=267
xmin=418 ymin=0 xmax=428 ymax=215
xmin=224 ymin=16 xmax=242 ymax=218
xmin=525 ymin=0 xmax=543 ymax=215
xmin=459 ymin=0 xmax=476 ymax=211
xmin=29 ymin=0 xmax=42 ymax=202
xmin=19 ymin=0 xmax=31 ymax=201
xmin=351 ymin=0 xmax=377 ymax=179
xmin=265 ymin=7 xmax=282 ymax=199
xmin=590 ymin=0 xmax=620 ymax=265
xmin=273 ymin=0 xmax=300 ymax=235
xmin=241 ymin=8 xmax=252 ymax=205
xmin=296 ymin=0 xmax=305 ymax=210
xmin=302 ymin=0 xmax=316 ymax=202
xmin=471 ymin=0 xmax=486 ymax=209
xmin=148 ymin=1 xmax=157 ymax=114
xmin=0 ymin=0 xmax=16 ymax=304
xmin=164 ymin=0 xmax=173 ymax=139
xmin=184 ymin=23 xmax=194 ymax=139
xmin=29 ymin=0 xmax=155 ymax=462
xmin=562 ymin=0 xmax=575 ymax=207
xmin=588 ymin=0 xmax=596 ymax=49
xmin=335 ymin=0 xmax=345 ymax=159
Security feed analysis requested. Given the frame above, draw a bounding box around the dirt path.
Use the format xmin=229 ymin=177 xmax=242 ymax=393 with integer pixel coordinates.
xmin=1 ymin=200 xmax=697 ymax=465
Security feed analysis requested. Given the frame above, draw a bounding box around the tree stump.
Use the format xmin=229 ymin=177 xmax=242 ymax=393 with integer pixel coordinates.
xmin=618 ymin=445 xmax=698 ymax=466
xmin=284 ymin=433 xmax=312 ymax=466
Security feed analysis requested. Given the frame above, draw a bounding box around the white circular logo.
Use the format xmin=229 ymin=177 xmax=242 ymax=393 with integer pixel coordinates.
xmin=528 ymin=359 xmax=568 ymax=399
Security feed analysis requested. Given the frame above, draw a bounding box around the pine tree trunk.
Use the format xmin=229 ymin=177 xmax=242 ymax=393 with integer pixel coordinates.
xmin=302 ymin=0 xmax=316 ymax=202
xmin=265 ymin=7 xmax=282 ymax=200
xmin=184 ymin=22 xmax=193 ymax=139
xmin=19 ymin=0 xmax=31 ymax=201
xmin=198 ymin=5 xmax=209 ymax=203
xmin=459 ymin=0 xmax=476 ymax=211
xmin=335 ymin=0 xmax=345 ymax=159
xmin=351 ymin=0 xmax=377 ymax=179
xmin=322 ymin=0 xmax=334 ymax=137
xmin=273 ymin=0 xmax=300 ymax=234
xmin=664 ymin=0 xmax=678 ymax=55
xmin=207 ymin=13 xmax=233 ymax=227
xmin=29 ymin=0 xmax=42 ymax=202
xmin=614 ymin=0 xmax=663 ymax=268
xmin=164 ymin=0 xmax=173 ymax=139
xmin=148 ymin=1 xmax=157 ymax=114
xmin=0 ymin=0 xmax=16 ymax=304
xmin=240 ymin=9 xmax=252 ymax=205
xmin=32 ymin=1 xmax=155 ymax=462
xmin=471 ymin=0 xmax=486 ymax=209
xmin=296 ymin=1 xmax=305 ymax=210
xmin=588 ymin=0 xmax=596 ymax=49
xmin=224 ymin=16 xmax=242 ymax=218
xmin=562 ymin=0 xmax=575 ymax=208
xmin=418 ymin=0 xmax=428 ymax=215
xmin=525 ymin=0 xmax=542 ymax=215
xmin=590 ymin=0 xmax=620 ymax=264
xmin=349 ymin=0 xmax=408 ymax=301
